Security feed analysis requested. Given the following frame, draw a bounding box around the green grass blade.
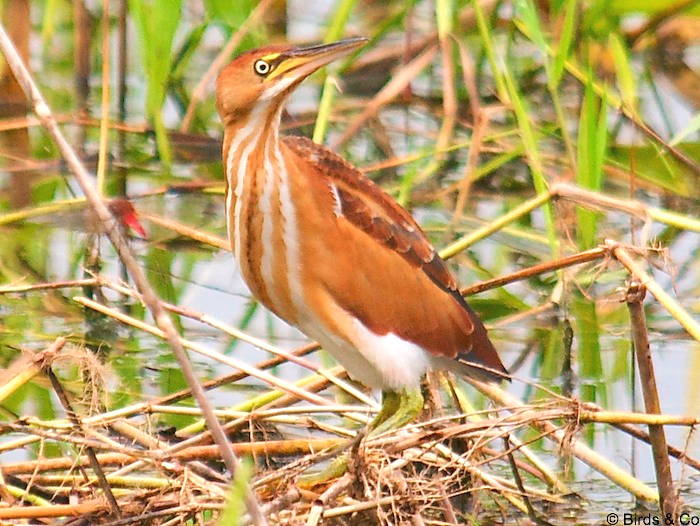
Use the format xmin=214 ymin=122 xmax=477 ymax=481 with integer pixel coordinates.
xmin=313 ymin=76 xmax=341 ymax=144
xmin=609 ymin=32 xmax=637 ymax=114
xmin=218 ymin=458 xmax=254 ymax=526
xmin=589 ymin=0 xmax=700 ymax=16
xmin=550 ymin=0 xmax=576 ymax=88
xmin=474 ymin=0 xmax=557 ymax=254
xmin=312 ymin=0 xmax=358 ymax=143
xmin=502 ymin=65 xmax=558 ymax=254
xmin=670 ymin=112 xmax=700 ymax=146
xmin=576 ymin=68 xmax=609 ymax=249
xmin=128 ymin=0 xmax=183 ymax=166
xmin=515 ymin=0 xmax=575 ymax=166
xmin=574 ymin=294 xmax=606 ymax=443
xmin=472 ymin=0 xmax=508 ymax=103
xmin=515 ymin=0 xmax=547 ymax=51
xmin=436 ymin=0 xmax=454 ymax=37
xmin=325 ymin=0 xmax=356 ymax=42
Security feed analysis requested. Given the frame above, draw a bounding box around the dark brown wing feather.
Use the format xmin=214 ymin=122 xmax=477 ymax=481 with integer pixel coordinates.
xmin=284 ymin=136 xmax=456 ymax=292
xmin=333 ymin=185 xmax=457 ymax=294
xmin=283 ymin=135 xmax=508 ymax=379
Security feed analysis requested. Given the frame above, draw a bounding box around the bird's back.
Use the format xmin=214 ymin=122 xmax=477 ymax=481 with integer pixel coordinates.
xmin=279 ymin=136 xmax=508 ymax=387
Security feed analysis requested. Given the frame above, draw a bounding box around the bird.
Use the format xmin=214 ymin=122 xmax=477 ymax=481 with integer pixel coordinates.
xmin=215 ymin=37 xmax=508 ymax=439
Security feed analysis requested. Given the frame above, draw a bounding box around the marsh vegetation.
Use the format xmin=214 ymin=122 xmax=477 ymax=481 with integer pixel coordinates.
xmin=0 ymin=0 xmax=699 ymax=523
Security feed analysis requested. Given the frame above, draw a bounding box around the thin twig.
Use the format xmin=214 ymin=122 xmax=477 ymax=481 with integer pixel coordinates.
xmin=43 ymin=368 xmax=121 ymax=517
xmin=0 ymin=337 xmax=66 ymax=404
xmin=440 ymin=190 xmax=553 ymax=258
xmin=179 ymin=0 xmax=274 ymax=132
xmin=73 ymin=295 xmax=333 ymax=407
xmin=465 ymin=378 xmax=659 ymax=503
xmin=0 ymin=439 xmax=344 ymax=476
xmin=138 ymin=211 xmax=230 ymax=250
xmin=332 ymin=45 xmax=438 ymax=148
xmin=0 ymin=501 xmax=107 ymax=520
xmin=503 ymin=435 xmax=554 ymax=526
xmin=625 ymin=282 xmax=680 ymax=516
xmin=581 ymin=403 xmax=700 ymax=471
xmin=99 ymin=277 xmax=373 ymax=407
xmin=0 ymin=25 xmax=267 ymax=525
xmin=0 ymin=277 xmax=98 ymax=294
xmin=554 ymin=183 xmax=700 ymax=232
xmin=612 ymin=241 xmax=700 ymax=343
xmin=460 ymin=246 xmax=609 ymax=296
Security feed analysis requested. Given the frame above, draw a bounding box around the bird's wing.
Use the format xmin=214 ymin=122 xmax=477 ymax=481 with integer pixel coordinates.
xmin=283 ymin=136 xmax=507 ymax=379
xmin=283 ymin=136 xmax=455 ymax=291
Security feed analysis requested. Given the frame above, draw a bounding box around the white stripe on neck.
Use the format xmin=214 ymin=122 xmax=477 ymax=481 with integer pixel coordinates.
xmin=259 ymin=107 xmax=285 ymax=311
xmin=224 ymin=102 xmax=269 ymax=267
xmin=275 ymin=141 xmax=305 ymax=316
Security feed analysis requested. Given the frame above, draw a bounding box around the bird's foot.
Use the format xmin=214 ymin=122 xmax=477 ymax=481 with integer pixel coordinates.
xmin=297 ymin=428 xmax=367 ymax=487
xmin=297 ymin=388 xmax=423 ymax=488
xmin=370 ymin=387 xmax=424 ymax=436
xmin=297 ymin=453 xmax=350 ymax=488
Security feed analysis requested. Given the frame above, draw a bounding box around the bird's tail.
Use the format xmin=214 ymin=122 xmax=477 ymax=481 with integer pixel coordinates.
xmin=450 ymin=293 xmax=510 ymax=383
xmin=432 ymin=353 xmax=510 ymax=384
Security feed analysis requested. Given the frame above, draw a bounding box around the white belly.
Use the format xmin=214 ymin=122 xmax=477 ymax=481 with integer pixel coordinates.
xmin=298 ymin=309 xmax=431 ymax=392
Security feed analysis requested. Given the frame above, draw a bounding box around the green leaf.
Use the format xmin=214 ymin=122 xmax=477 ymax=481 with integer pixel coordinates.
xmin=608 ymin=33 xmax=637 ymax=113
xmin=473 ymin=0 xmax=508 ymax=103
xmin=609 ymin=142 xmax=695 ymax=196
xmin=670 ymin=113 xmax=700 ymax=146
xmin=171 ymin=23 xmax=207 ymax=81
xmin=576 ymin=70 xmax=608 ymax=249
xmin=128 ymin=0 xmax=183 ymax=166
xmin=589 ymin=0 xmax=700 ymax=15
xmin=550 ymin=0 xmax=576 ymax=88
xmin=218 ymin=458 xmax=254 ymax=526
xmin=312 ymin=0 xmax=358 ymax=143
xmin=436 ymin=0 xmax=454 ymax=38
xmin=501 ymin=61 xmax=558 ymax=255
xmin=515 ymin=0 xmax=547 ymax=51
xmin=205 ymin=0 xmax=255 ymax=27
xmin=324 ymin=0 xmax=357 ymax=42
xmin=573 ymin=294 xmax=606 ymax=443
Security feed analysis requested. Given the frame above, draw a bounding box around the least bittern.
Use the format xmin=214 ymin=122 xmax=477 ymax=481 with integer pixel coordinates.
xmin=215 ymin=38 xmax=507 ymax=439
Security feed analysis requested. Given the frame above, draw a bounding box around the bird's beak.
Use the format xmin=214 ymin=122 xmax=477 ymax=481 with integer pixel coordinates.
xmin=266 ymin=37 xmax=368 ymax=82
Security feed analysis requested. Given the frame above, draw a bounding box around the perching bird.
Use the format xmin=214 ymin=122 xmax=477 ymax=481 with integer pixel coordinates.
xmin=215 ymin=37 xmax=507 ymax=435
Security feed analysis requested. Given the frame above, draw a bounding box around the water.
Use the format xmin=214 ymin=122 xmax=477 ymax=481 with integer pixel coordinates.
xmin=1 ymin=1 xmax=699 ymax=521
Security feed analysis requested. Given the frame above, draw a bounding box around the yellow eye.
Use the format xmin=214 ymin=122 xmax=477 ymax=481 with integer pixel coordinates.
xmin=254 ymin=59 xmax=272 ymax=76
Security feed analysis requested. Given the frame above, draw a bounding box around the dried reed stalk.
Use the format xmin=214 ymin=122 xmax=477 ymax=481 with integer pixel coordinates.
xmin=0 ymin=25 xmax=267 ymax=524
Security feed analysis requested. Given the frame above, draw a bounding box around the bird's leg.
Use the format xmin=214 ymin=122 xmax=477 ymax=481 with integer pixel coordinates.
xmin=298 ymin=389 xmax=423 ymax=487
xmin=369 ymin=387 xmax=424 ymax=436
xmin=297 ymin=425 xmax=369 ymax=488
xmin=368 ymin=390 xmax=401 ymax=432
xmin=297 ymin=451 xmax=352 ymax=488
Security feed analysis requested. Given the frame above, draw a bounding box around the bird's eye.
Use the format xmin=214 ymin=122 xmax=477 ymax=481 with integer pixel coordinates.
xmin=254 ymin=59 xmax=272 ymax=76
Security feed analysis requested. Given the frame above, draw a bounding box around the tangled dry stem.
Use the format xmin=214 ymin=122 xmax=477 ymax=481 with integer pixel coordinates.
xmin=2 ymin=334 xmax=699 ymax=524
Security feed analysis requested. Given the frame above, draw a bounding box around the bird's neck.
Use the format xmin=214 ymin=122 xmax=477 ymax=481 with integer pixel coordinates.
xmin=222 ymin=99 xmax=291 ymax=278
xmin=223 ymin=101 xmax=286 ymax=236
xmin=221 ymin=99 xmax=305 ymax=324
xmin=223 ymin=101 xmax=285 ymax=195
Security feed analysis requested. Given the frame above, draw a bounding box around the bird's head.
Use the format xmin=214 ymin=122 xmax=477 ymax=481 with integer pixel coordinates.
xmin=216 ymin=37 xmax=367 ymax=125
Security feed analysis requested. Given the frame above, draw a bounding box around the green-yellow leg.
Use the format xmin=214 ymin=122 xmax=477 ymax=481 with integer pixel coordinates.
xmin=370 ymin=387 xmax=424 ymax=436
xmin=298 ymin=453 xmax=351 ymax=487
xmin=298 ymin=388 xmax=423 ymax=487
xmin=369 ymin=389 xmax=401 ymax=431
